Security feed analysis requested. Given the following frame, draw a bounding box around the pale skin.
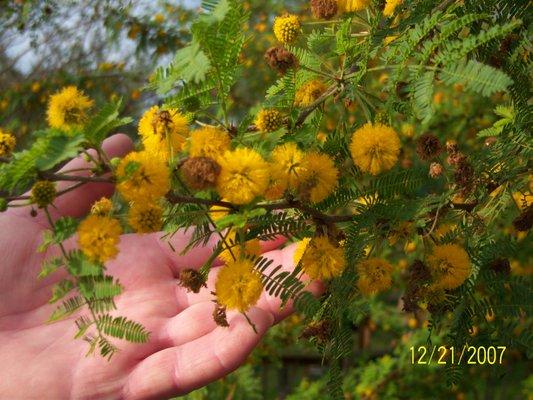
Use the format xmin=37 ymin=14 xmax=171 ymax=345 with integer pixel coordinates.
xmin=0 ymin=134 xmax=322 ymax=399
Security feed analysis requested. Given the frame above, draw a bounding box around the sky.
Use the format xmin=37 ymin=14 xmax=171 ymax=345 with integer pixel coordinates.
xmin=5 ymin=0 xmax=202 ymax=74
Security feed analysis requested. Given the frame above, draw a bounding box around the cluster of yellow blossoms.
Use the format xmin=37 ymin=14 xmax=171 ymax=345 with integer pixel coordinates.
xmin=47 ymin=86 xmax=93 ymax=133
xmin=0 ymin=128 xmax=16 ymax=157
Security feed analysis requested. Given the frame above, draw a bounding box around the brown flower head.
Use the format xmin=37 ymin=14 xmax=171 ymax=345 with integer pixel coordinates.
xmin=212 ymin=303 xmax=229 ymax=327
xmin=488 ymin=258 xmax=511 ymax=276
xmin=416 ymin=133 xmax=442 ymax=161
xmin=300 ymin=320 xmax=330 ymax=343
xmin=310 ymin=0 xmax=338 ymax=20
xmin=178 ymin=268 xmax=207 ymax=293
xmin=264 ymin=47 xmax=299 ymax=74
xmin=454 ymin=159 xmax=474 ymax=189
xmin=181 ymin=156 xmax=221 ymax=190
xmin=513 ymin=205 xmax=533 ymax=232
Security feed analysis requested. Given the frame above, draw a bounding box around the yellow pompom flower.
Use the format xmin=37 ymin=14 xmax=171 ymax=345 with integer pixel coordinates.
xmin=31 ymin=180 xmax=57 ymax=208
xmin=188 ymin=126 xmax=231 ymax=160
xmin=77 ymin=215 xmax=122 ymax=263
xmin=47 ymin=86 xmax=93 ymax=132
xmin=255 ymin=109 xmax=284 ymax=133
xmin=138 ymin=105 xmax=189 ymax=160
xmin=298 ymin=152 xmax=339 ymax=203
xmin=116 ymin=151 xmax=170 ymax=202
xmin=273 ymin=14 xmax=301 ymax=44
xmin=337 ymin=0 xmax=371 ymax=13
xmin=383 ymin=0 xmax=403 ymax=17
xmin=90 ymin=197 xmax=113 ymax=216
xmin=350 ymin=123 xmax=401 ymax=175
xmin=271 ymin=142 xmax=306 ymax=191
xmin=216 ymin=148 xmax=269 ymax=205
xmin=128 ymin=203 xmax=163 ymax=233
xmin=219 ymin=230 xmax=262 ymax=263
xmin=427 ymin=244 xmax=471 ymax=289
xmin=215 ymin=258 xmax=263 ymax=312
xmin=356 ymin=258 xmax=393 ymax=296
xmin=294 ymin=80 xmax=327 ymax=107
xmin=0 ymin=128 xmax=16 ymax=157
xmin=300 ymin=236 xmax=346 ymax=280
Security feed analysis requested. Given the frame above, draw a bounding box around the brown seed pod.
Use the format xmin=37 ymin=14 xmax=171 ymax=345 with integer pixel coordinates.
xmin=488 ymin=258 xmax=511 ymax=276
xmin=416 ymin=133 xmax=442 ymax=161
xmin=178 ymin=269 xmax=207 ymax=293
xmin=310 ymin=0 xmax=338 ymax=20
xmin=264 ymin=46 xmax=299 ymax=74
xmin=513 ymin=205 xmax=533 ymax=232
xmin=181 ymin=157 xmax=221 ymax=190
xmin=212 ymin=303 xmax=229 ymax=327
xmin=299 ymin=320 xmax=330 ymax=343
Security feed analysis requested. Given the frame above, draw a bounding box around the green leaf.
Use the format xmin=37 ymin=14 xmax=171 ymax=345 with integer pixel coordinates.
xmin=49 ymin=279 xmax=75 ymax=303
xmin=49 ymin=295 xmax=85 ymax=322
xmin=39 ymin=257 xmax=64 ymax=279
xmin=35 ymin=133 xmax=86 ymax=171
xmin=96 ymin=315 xmax=150 ymax=343
xmin=439 ymin=60 xmax=513 ymax=97
xmin=171 ymin=41 xmax=211 ymax=84
xmin=79 ymin=275 xmax=122 ymax=300
xmin=67 ymin=250 xmax=103 ymax=277
xmin=53 ymin=217 xmax=79 ymax=243
xmin=83 ymin=100 xmax=132 ymax=145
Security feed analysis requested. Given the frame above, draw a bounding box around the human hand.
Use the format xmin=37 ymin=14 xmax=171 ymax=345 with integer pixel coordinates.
xmin=0 ymin=134 xmax=321 ymax=400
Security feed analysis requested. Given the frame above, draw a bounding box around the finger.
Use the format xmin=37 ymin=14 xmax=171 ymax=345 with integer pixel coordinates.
xmin=123 ymin=307 xmax=274 ymax=399
xmin=12 ymin=134 xmax=133 ymax=224
xmin=160 ymin=301 xmax=217 ymax=348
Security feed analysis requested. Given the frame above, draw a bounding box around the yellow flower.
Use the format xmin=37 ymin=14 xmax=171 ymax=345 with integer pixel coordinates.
xmin=427 ymin=244 xmax=471 ymax=289
xmin=138 ymin=105 xmax=189 ymax=160
xmin=255 ymin=109 xmax=284 ymax=133
xmin=188 ymin=126 xmax=231 ymax=160
xmin=77 ymin=215 xmax=122 ymax=263
xmin=215 ymin=258 xmax=263 ymax=312
xmin=357 ymin=258 xmax=393 ymax=296
xmin=209 ymin=203 xmax=231 ymax=222
xmin=31 ymin=180 xmax=56 ymax=208
xmin=0 ymin=128 xmax=16 ymax=157
xmin=298 ymin=152 xmax=339 ymax=203
xmin=90 ymin=197 xmax=113 ymax=216
xmin=271 ymin=142 xmax=306 ymax=191
xmin=300 ymin=236 xmax=346 ymax=280
xmin=116 ymin=151 xmax=170 ymax=202
xmin=293 ymin=237 xmax=312 ymax=264
xmin=273 ymin=14 xmax=301 ymax=44
xmin=47 ymin=86 xmax=93 ymax=132
xmin=219 ymin=230 xmax=262 ymax=263
xmin=128 ymin=203 xmax=163 ymax=233
xmin=295 ymin=80 xmax=327 ymax=107
xmin=216 ymin=148 xmax=269 ymax=205
xmin=383 ymin=0 xmax=403 ymax=16
xmin=350 ymin=123 xmax=401 ymax=175
xmin=337 ymin=0 xmax=370 ymax=13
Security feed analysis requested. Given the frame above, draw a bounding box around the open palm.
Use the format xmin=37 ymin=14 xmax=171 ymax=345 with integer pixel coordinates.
xmin=0 ymin=134 xmax=321 ymax=400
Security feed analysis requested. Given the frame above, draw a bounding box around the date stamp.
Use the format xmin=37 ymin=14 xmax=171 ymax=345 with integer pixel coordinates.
xmin=410 ymin=345 xmax=506 ymax=365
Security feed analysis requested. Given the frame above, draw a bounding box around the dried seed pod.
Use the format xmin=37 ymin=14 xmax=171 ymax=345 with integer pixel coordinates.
xmin=264 ymin=46 xmax=299 ymax=74
xmin=416 ymin=133 xmax=442 ymax=161
xmin=310 ymin=0 xmax=338 ymax=20
xmin=181 ymin=157 xmax=221 ymax=190
xmin=178 ymin=269 xmax=207 ymax=293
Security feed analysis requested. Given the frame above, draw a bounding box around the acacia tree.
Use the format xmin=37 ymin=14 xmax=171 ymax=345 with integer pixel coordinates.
xmin=0 ymin=0 xmax=531 ymax=398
